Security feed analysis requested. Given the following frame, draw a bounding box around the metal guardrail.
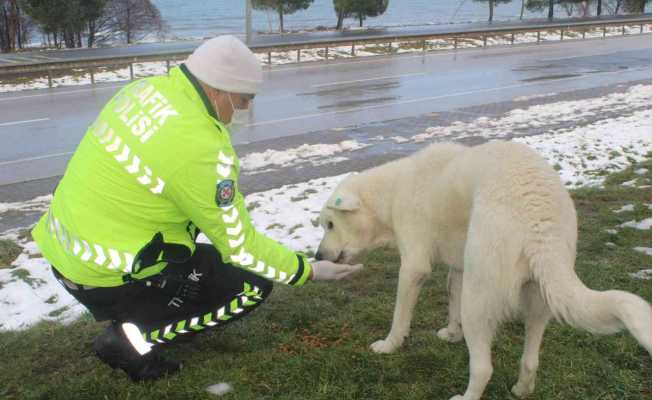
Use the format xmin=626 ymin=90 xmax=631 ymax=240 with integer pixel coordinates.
xmin=1 ymin=14 xmax=651 ymax=87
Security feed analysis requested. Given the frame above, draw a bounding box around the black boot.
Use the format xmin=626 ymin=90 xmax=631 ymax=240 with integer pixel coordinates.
xmin=93 ymin=324 xmax=182 ymax=382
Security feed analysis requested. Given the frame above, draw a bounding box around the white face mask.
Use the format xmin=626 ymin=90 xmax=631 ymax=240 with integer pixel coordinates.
xmin=228 ymin=93 xmax=252 ymax=129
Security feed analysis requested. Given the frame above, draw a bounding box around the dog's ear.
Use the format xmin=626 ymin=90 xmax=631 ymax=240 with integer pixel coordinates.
xmin=327 ymin=192 xmax=360 ymax=211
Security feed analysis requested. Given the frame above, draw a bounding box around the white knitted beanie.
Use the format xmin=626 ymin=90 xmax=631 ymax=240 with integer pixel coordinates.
xmin=185 ymin=35 xmax=262 ymax=95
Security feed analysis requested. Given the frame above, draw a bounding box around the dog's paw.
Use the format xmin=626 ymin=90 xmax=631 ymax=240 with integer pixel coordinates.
xmin=436 ymin=327 xmax=463 ymax=343
xmin=511 ymin=381 xmax=535 ymax=398
xmin=370 ymin=338 xmax=399 ymax=354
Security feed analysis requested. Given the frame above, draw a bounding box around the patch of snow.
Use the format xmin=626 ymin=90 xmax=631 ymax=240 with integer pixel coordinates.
xmin=620 ymin=218 xmax=652 ymax=230
xmin=614 ymin=204 xmax=635 ymax=213
xmin=240 ymin=140 xmax=368 ymax=172
xmin=207 ymin=383 xmax=234 ymax=396
xmin=633 ymin=247 xmax=652 ymax=256
xmin=630 ymin=269 xmax=652 ymax=280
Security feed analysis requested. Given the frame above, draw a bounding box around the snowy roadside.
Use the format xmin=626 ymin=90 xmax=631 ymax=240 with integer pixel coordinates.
xmin=0 ymin=83 xmax=651 ymax=331
xmin=2 ymin=25 xmax=651 ymax=93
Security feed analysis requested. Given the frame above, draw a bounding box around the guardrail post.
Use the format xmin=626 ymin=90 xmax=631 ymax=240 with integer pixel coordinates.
xmin=560 ymin=27 xmax=564 ymax=40
xmin=297 ymin=49 xmax=301 ymax=63
xmin=351 ymin=43 xmax=356 ymax=56
xmin=422 ymin=40 xmax=427 ymax=52
xmin=511 ymin=32 xmax=515 ymax=45
xmin=582 ymin=30 xmax=586 ymax=39
xmin=537 ymin=31 xmax=541 ymax=43
xmin=268 ymin=52 xmax=272 ymax=65
xmin=482 ymin=34 xmax=487 ymax=47
xmin=47 ymin=71 xmax=52 ymax=88
xmin=166 ymin=60 xmax=170 ymax=73
xmin=454 ymin=37 xmax=458 ymax=49
xmin=641 ymin=24 xmax=644 ymax=34
xmin=603 ymin=25 xmax=606 ymax=38
xmin=129 ymin=63 xmax=134 ymax=80
xmin=622 ymin=25 xmax=626 ymax=35
xmin=90 ymin=68 xmax=95 ymax=85
xmin=325 ymin=46 xmax=329 ymax=60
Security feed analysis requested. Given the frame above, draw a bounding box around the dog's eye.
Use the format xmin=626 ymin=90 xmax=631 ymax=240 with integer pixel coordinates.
xmin=327 ymin=221 xmax=334 ymax=230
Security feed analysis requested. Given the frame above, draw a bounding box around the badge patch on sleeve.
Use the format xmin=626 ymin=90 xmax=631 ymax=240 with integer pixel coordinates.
xmin=216 ymin=179 xmax=235 ymax=207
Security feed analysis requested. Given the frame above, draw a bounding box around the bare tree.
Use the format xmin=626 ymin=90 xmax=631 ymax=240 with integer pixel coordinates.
xmin=101 ymin=0 xmax=164 ymax=44
xmin=1 ymin=0 xmax=23 ymax=52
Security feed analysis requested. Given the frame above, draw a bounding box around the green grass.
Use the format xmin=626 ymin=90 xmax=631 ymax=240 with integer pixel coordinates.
xmin=1 ymin=163 xmax=651 ymax=400
xmin=0 ymin=239 xmax=22 ymax=268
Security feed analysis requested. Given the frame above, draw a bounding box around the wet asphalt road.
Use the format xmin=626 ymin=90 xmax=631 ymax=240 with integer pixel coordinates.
xmin=1 ymin=34 xmax=652 ymax=186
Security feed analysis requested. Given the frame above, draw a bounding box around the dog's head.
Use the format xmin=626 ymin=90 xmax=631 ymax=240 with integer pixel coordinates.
xmin=316 ymin=175 xmax=392 ymax=263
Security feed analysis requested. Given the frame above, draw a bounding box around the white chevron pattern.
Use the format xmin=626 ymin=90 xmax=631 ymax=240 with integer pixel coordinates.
xmin=46 ymin=212 xmax=134 ymax=273
xmin=96 ymin=120 xmax=166 ymax=195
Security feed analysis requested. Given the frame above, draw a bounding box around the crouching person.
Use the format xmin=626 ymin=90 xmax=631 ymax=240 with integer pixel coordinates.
xmin=32 ymin=35 xmax=361 ymax=382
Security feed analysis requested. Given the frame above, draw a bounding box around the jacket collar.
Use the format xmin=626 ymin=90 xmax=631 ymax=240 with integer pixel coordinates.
xmin=179 ymin=63 xmax=219 ymax=122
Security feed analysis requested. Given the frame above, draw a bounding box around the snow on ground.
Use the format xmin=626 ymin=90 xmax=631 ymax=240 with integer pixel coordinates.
xmin=3 ymin=26 xmax=651 ymax=93
xmin=614 ymin=204 xmax=635 ymax=213
xmin=0 ymin=62 xmax=179 ymax=93
xmin=1 ymin=82 xmax=652 ymax=330
xmin=620 ymin=218 xmax=652 ymax=230
xmin=0 ymin=234 xmax=86 ymax=330
xmin=0 ymin=195 xmax=51 ymax=214
xmin=240 ymin=141 xmax=369 ymax=173
xmin=629 ymin=270 xmax=652 ymax=280
xmin=634 ymin=247 xmax=652 ymax=256
xmin=409 ymin=85 xmax=652 ymax=188
xmin=513 ymin=108 xmax=652 ymax=188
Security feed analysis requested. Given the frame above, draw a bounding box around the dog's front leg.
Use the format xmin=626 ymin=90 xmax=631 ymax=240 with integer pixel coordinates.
xmin=371 ymin=253 xmax=431 ymax=354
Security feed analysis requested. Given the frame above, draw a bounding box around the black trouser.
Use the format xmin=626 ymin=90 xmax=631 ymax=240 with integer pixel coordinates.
xmin=53 ymin=244 xmax=273 ymax=346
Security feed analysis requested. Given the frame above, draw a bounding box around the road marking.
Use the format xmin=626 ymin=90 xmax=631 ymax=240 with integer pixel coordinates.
xmin=0 ymin=84 xmax=126 ymax=101
xmin=0 ymin=118 xmax=50 ymax=127
xmin=248 ymin=65 xmax=652 ymax=127
xmin=311 ymin=72 xmax=427 ymax=88
xmin=0 ymin=151 xmax=73 ymax=167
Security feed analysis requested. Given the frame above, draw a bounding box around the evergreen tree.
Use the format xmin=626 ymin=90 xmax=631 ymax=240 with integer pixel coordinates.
xmin=333 ymin=0 xmax=389 ymax=28
xmin=252 ymin=0 xmax=314 ymax=33
xmin=473 ymin=0 xmax=511 ymax=22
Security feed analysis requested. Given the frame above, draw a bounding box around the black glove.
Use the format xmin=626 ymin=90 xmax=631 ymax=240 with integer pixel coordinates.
xmin=139 ymin=274 xmax=202 ymax=303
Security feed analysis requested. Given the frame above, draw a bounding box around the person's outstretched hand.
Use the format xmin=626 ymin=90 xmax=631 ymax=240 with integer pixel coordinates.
xmin=310 ymin=260 xmax=363 ymax=281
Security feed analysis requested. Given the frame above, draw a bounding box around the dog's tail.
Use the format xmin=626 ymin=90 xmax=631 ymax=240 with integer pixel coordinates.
xmin=531 ymin=248 xmax=652 ymax=355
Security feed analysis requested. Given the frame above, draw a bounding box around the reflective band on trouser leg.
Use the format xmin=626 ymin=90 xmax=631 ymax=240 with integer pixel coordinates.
xmin=139 ymin=283 xmax=265 ymax=346
xmin=122 ymin=323 xmax=155 ymax=355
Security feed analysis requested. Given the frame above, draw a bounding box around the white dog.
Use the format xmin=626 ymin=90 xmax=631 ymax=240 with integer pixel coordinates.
xmin=316 ymin=141 xmax=652 ymax=400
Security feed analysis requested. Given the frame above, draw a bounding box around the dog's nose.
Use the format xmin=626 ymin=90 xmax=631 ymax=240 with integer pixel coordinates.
xmin=315 ymin=251 xmax=323 ymax=261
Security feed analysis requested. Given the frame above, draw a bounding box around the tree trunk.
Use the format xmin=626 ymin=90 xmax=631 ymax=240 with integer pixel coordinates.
xmin=126 ymin=3 xmax=132 ymax=43
xmin=88 ymin=20 xmax=96 ymax=48
xmin=520 ymin=0 xmax=526 ymax=19
xmin=277 ymin=6 xmax=284 ymax=32
xmin=548 ymin=0 xmax=554 ymax=20
xmin=489 ymin=0 xmax=494 ymax=22
xmin=359 ymin=12 xmax=363 ymax=27
xmin=336 ymin=8 xmax=344 ymax=30
xmin=14 ymin=2 xmax=22 ymax=49
xmin=1 ymin=6 xmax=8 ymax=52
xmin=615 ymin=0 xmax=622 ymax=14
xmin=597 ymin=0 xmax=602 ymax=15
